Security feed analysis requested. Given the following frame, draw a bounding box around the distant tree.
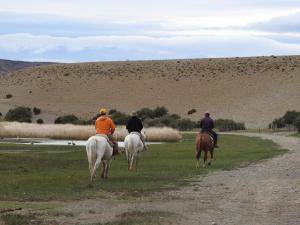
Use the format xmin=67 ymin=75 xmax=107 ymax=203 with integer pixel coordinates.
xmin=5 ymin=107 xmax=32 ymax=122
xmin=0 ymin=112 xmax=2 ymax=117
xmin=270 ymin=117 xmax=285 ymax=129
xmin=33 ymin=107 xmax=41 ymax=115
xmin=283 ymin=110 xmax=300 ymax=125
xmin=5 ymin=94 xmax=13 ymax=99
xmin=215 ymin=119 xmax=245 ymax=131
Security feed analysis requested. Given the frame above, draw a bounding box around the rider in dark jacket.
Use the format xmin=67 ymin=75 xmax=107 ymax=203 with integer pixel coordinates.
xmin=199 ymin=111 xmax=218 ymax=147
xmin=126 ymin=115 xmax=143 ymax=133
xmin=126 ymin=112 xmax=147 ymax=150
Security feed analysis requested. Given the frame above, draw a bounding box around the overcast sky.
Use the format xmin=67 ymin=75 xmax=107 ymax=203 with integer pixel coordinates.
xmin=0 ymin=0 xmax=300 ymax=62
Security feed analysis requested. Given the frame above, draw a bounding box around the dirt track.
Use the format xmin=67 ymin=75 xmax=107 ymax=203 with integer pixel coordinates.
xmin=43 ymin=132 xmax=299 ymax=225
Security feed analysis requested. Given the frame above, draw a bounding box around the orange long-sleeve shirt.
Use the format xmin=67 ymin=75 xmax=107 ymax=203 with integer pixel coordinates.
xmin=95 ymin=116 xmax=116 ymax=135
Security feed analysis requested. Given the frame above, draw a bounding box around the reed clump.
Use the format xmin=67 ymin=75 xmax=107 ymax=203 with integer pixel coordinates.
xmin=0 ymin=122 xmax=181 ymax=142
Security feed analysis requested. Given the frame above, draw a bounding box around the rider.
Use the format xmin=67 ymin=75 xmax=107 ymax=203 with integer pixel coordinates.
xmin=126 ymin=112 xmax=147 ymax=150
xmin=199 ymin=111 xmax=218 ymax=148
xmin=95 ymin=108 xmax=119 ymax=155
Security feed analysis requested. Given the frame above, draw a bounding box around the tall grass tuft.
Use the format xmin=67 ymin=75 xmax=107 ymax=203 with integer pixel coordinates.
xmin=0 ymin=122 xmax=181 ymax=142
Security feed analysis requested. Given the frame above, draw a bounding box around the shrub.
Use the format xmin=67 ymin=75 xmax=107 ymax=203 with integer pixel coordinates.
xmin=36 ymin=118 xmax=44 ymax=124
xmin=295 ymin=116 xmax=300 ymax=132
xmin=110 ymin=111 xmax=131 ymax=125
xmin=136 ymin=107 xmax=155 ymax=120
xmin=5 ymin=94 xmax=13 ymax=99
xmin=187 ymin=109 xmax=197 ymax=115
xmin=33 ymin=107 xmax=41 ymax=115
xmin=5 ymin=107 xmax=32 ymax=122
xmin=0 ymin=112 xmax=2 ymax=117
xmin=175 ymin=119 xmax=197 ymax=131
xmin=153 ymin=106 xmax=168 ymax=117
xmin=215 ymin=119 xmax=245 ymax=131
xmin=54 ymin=114 xmax=79 ymax=124
xmin=108 ymin=109 xmax=117 ymax=115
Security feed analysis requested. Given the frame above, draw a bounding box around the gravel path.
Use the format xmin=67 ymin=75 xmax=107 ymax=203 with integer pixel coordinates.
xmin=49 ymin=133 xmax=300 ymax=225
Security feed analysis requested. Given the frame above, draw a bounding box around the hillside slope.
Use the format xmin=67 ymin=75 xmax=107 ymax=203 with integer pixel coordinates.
xmin=0 ymin=59 xmax=51 ymax=75
xmin=0 ymin=56 xmax=299 ymax=128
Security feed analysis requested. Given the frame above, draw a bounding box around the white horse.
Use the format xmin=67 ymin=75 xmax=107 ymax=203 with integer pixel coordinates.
xmin=86 ymin=135 xmax=113 ymax=182
xmin=124 ymin=132 xmax=146 ymax=171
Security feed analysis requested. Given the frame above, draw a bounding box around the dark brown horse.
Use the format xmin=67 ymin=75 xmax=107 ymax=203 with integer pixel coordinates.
xmin=195 ymin=132 xmax=214 ymax=168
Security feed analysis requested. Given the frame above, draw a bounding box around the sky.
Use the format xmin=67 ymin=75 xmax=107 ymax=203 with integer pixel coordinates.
xmin=0 ymin=0 xmax=300 ymax=62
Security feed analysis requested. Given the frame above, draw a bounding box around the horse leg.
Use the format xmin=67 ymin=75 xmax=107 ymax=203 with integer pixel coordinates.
xmin=207 ymin=149 xmax=213 ymax=166
xmin=105 ymin=160 xmax=112 ymax=178
xmin=103 ymin=161 xmax=110 ymax=179
xmin=196 ymin=150 xmax=201 ymax=169
xmin=91 ymin=154 xmax=103 ymax=182
xmin=203 ymin=150 xmax=208 ymax=168
xmin=101 ymin=161 xmax=105 ymax=178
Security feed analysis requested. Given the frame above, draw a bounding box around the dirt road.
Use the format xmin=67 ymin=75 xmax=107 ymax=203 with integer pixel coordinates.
xmin=45 ymin=133 xmax=300 ymax=225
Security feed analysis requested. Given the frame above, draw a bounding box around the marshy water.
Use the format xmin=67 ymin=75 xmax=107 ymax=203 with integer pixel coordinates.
xmin=0 ymin=138 xmax=162 ymax=148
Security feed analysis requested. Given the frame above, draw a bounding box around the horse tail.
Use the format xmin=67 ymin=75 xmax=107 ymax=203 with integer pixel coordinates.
xmin=86 ymin=137 xmax=97 ymax=174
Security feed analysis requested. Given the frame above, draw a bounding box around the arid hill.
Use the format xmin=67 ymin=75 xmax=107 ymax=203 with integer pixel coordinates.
xmin=0 ymin=56 xmax=299 ymax=128
xmin=0 ymin=59 xmax=51 ymax=75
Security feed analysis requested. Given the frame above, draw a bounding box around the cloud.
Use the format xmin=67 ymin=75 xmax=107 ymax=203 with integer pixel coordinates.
xmin=1 ymin=1 xmax=300 ymax=61
xmin=248 ymin=11 xmax=300 ymax=33
xmin=1 ymin=32 xmax=300 ymax=62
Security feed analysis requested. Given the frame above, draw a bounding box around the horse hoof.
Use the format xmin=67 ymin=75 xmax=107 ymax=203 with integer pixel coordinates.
xmin=208 ymin=162 xmax=211 ymax=166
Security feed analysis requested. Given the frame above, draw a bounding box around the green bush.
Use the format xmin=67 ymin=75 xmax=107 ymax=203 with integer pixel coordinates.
xmin=5 ymin=107 xmax=32 ymax=122
xmin=215 ymin=119 xmax=245 ymax=131
xmin=33 ymin=107 xmax=41 ymax=115
xmin=108 ymin=109 xmax=117 ymax=115
xmin=153 ymin=106 xmax=168 ymax=117
xmin=54 ymin=114 xmax=79 ymax=124
xmin=175 ymin=119 xmax=197 ymax=131
xmin=136 ymin=107 xmax=155 ymax=120
xmin=295 ymin=116 xmax=300 ymax=132
xmin=110 ymin=111 xmax=131 ymax=125
xmin=36 ymin=118 xmax=44 ymax=124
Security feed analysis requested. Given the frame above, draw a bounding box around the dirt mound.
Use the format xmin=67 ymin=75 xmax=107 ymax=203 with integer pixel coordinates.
xmin=0 ymin=56 xmax=299 ymax=128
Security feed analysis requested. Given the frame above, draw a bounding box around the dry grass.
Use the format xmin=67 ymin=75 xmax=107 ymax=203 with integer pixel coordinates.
xmin=0 ymin=122 xmax=181 ymax=142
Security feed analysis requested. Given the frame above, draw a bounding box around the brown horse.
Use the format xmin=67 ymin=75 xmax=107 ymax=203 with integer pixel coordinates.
xmin=195 ymin=132 xmax=214 ymax=168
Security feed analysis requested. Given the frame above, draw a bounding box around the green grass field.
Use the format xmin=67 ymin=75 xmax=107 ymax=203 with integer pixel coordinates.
xmin=0 ymin=134 xmax=285 ymax=202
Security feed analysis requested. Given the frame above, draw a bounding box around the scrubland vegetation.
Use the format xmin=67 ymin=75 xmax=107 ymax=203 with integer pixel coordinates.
xmin=0 ymin=122 xmax=181 ymax=141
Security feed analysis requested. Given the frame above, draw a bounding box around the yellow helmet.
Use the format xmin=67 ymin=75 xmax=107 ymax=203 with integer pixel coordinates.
xmin=99 ymin=108 xmax=107 ymax=115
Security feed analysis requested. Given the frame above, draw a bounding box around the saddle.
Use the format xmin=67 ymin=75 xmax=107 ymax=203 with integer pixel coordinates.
xmin=201 ymin=131 xmax=214 ymax=144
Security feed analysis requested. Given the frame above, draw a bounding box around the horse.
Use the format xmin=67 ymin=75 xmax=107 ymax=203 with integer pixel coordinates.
xmin=195 ymin=132 xmax=215 ymax=168
xmin=124 ymin=132 xmax=146 ymax=171
xmin=86 ymin=135 xmax=113 ymax=183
